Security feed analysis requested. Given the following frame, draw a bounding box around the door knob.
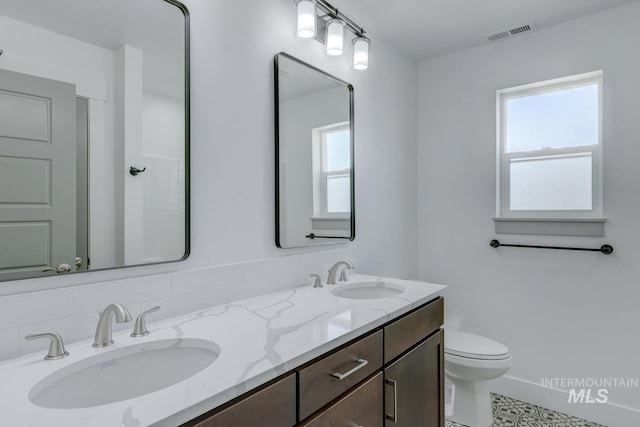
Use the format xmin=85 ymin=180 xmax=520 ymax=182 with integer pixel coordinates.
xmin=42 ymin=264 xmax=72 ymax=273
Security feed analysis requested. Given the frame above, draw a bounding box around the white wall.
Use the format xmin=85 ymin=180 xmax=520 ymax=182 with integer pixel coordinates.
xmin=186 ymin=0 xmax=418 ymax=274
xmin=417 ymin=3 xmax=640 ymax=425
xmin=0 ymin=0 xmax=418 ymax=361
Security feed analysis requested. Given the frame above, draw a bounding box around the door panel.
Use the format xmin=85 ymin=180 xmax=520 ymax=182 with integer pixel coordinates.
xmin=0 ymin=69 xmax=77 ymax=279
xmin=0 ymin=222 xmax=49 ymax=269
xmin=0 ymin=91 xmax=50 ymax=142
xmin=0 ymin=156 xmax=50 ymax=203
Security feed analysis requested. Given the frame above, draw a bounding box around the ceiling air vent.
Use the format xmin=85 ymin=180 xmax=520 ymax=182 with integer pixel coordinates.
xmin=487 ymin=23 xmax=536 ymax=43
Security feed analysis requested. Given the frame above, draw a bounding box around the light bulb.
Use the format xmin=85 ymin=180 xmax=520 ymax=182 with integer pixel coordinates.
xmin=296 ymin=0 xmax=316 ymax=39
xmin=326 ymin=19 xmax=346 ymax=56
xmin=352 ymin=37 xmax=370 ymax=70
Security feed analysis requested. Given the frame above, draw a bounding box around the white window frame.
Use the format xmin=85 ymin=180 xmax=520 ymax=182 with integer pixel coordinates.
xmin=496 ymin=71 xmax=604 ymax=221
xmin=312 ymin=122 xmax=351 ymax=219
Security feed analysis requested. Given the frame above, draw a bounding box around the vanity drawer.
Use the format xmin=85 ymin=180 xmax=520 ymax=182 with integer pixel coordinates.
xmin=297 ymin=330 xmax=383 ymax=421
xmin=299 ymin=372 xmax=383 ymax=427
xmin=384 ymin=297 xmax=443 ymax=363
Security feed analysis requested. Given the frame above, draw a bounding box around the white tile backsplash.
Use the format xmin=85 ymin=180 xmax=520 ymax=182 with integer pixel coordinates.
xmin=0 ymin=328 xmax=19 ymax=360
xmin=171 ymin=264 xmax=242 ymax=295
xmin=0 ymin=291 xmax=66 ymax=329
xmin=242 ymin=258 xmax=295 ymax=289
xmin=0 ymin=253 xmax=348 ymax=360
xmin=66 ymin=274 xmax=171 ymax=314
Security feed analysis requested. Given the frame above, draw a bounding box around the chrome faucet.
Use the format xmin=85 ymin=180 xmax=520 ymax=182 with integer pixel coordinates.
xmin=92 ymin=303 xmax=132 ymax=348
xmin=327 ymin=260 xmax=354 ymax=285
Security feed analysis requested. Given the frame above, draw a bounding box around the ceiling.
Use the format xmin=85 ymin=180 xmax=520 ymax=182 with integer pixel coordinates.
xmin=330 ymin=0 xmax=640 ymax=61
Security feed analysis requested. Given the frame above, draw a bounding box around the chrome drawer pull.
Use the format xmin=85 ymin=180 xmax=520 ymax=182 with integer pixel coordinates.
xmin=331 ymin=358 xmax=368 ymax=380
xmin=385 ymin=378 xmax=398 ymax=423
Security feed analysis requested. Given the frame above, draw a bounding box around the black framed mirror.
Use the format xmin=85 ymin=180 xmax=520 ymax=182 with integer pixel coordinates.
xmin=0 ymin=0 xmax=190 ymax=281
xmin=275 ymin=52 xmax=355 ymax=248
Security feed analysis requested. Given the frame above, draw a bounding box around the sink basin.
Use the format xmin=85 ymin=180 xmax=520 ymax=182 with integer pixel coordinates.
xmin=332 ymin=281 xmax=404 ymax=299
xmin=29 ymin=338 xmax=220 ymax=409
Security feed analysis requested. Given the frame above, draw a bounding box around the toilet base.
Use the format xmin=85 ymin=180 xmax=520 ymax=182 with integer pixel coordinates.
xmin=447 ymin=378 xmax=493 ymax=427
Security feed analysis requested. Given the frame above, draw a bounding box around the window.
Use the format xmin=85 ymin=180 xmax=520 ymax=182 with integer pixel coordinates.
xmin=312 ymin=122 xmax=351 ymax=219
xmin=497 ymin=71 xmax=603 ymax=224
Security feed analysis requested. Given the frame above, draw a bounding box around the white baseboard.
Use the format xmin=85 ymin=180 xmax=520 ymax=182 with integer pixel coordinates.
xmin=491 ymin=375 xmax=640 ymax=427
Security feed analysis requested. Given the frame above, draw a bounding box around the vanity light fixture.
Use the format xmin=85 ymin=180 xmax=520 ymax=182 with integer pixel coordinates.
xmin=352 ymin=36 xmax=370 ymax=70
xmin=326 ymin=18 xmax=346 ymax=55
xmin=296 ymin=0 xmax=316 ymax=39
xmin=293 ymin=0 xmax=371 ymax=70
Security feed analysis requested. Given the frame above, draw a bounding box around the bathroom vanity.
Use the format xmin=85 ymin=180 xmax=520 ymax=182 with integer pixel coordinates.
xmin=0 ymin=275 xmax=445 ymax=426
xmin=185 ymin=297 xmax=444 ymax=427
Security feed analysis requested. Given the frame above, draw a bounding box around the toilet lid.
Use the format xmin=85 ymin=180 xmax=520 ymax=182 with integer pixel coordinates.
xmin=445 ymin=330 xmax=510 ymax=360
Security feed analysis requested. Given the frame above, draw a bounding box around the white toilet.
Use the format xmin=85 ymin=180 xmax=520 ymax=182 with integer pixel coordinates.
xmin=445 ymin=330 xmax=512 ymax=427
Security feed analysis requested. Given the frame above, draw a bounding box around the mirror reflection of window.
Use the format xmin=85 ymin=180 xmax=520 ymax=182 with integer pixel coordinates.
xmin=312 ymin=122 xmax=351 ymax=218
xmin=323 ymin=124 xmax=351 ymax=214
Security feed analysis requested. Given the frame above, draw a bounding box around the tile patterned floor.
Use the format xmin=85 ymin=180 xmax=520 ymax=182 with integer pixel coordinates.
xmin=445 ymin=394 xmax=606 ymax=427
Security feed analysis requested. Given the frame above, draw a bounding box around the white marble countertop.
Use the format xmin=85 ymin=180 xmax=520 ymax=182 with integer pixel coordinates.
xmin=0 ymin=274 xmax=446 ymax=427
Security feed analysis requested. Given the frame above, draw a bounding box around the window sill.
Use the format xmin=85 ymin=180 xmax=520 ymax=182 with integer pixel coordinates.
xmin=493 ymin=217 xmax=606 ymax=237
xmin=311 ymin=217 xmax=350 ymax=230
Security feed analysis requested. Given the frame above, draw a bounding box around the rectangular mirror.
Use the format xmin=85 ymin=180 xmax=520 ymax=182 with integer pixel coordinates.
xmin=275 ymin=53 xmax=354 ymax=248
xmin=0 ymin=0 xmax=189 ymax=281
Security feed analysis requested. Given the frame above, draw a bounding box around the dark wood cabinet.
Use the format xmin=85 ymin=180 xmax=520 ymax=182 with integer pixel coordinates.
xmin=384 ymin=329 xmax=445 ymax=427
xmin=299 ymin=373 xmax=384 ymax=427
xmin=182 ymin=373 xmax=296 ymax=427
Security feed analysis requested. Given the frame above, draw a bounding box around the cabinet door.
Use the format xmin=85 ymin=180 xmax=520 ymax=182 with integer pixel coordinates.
xmin=384 ymin=329 xmax=444 ymax=427
xmin=185 ymin=373 xmax=296 ymax=427
xmin=300 ymin=373 xmax=383 ymax=427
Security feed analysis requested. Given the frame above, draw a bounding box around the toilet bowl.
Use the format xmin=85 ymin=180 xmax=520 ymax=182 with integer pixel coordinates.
xmin=445 ymin=330 xmax=511 ymax=427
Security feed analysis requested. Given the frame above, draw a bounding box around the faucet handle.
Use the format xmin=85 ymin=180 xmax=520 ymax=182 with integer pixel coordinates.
xmin=131 ymin=306 xmax=161 ymax=337
xmin=25 ymin=332 xmax=69 ymax=360
xmin=310 ymin=274 xmax=323 ymax=288
xmin=339 ymin=269 xmax=349 ymax=282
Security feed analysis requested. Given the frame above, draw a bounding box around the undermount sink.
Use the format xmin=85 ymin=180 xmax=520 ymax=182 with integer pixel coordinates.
xmin=29 ymin=338 xmax=220 ymax=409
xmin=332 ymin=281 xmax=405 ymax=300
